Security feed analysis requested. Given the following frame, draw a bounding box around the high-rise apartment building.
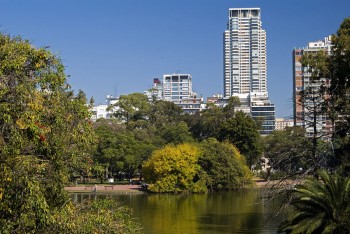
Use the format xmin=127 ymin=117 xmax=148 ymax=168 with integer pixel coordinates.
xmin=163 ymin=74 xmax=193 ymax=102
xmin=224 ymin=8 xmax=274 ymax=135
xmin=293 ymin=36 xmax=332 ymax=139
xmin=224 ymin=8 xmax=267 ymax=96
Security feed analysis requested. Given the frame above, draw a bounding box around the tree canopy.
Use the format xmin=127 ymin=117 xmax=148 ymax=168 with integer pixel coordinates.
xmin=199 ymin=138 xmax=253 ymax=190
xmin=218 ymin=111 xmax=262 ymax=168
xmin=142 ymin=143 xmax=206 ymax=193
xmin=0 ymin=33 xmax=139 ymax=232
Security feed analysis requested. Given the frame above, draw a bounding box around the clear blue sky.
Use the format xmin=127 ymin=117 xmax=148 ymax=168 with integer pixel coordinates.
xmin=1 ymin=0 xmax=349 ymax=118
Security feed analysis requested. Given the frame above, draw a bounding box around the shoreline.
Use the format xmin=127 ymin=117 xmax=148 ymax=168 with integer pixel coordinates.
xmin=65 ymin=179 xmax=296 ymax=194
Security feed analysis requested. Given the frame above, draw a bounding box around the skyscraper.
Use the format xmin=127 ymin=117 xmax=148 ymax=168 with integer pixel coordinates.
xmin=224 ymin=8 xmax=275 ymax=135
xmin=224 ymin=8 xmax=267 ymax=96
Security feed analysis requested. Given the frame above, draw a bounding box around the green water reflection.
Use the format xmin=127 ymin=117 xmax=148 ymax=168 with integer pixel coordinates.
xmin=71 ymin=190 xmax=283 ymax=234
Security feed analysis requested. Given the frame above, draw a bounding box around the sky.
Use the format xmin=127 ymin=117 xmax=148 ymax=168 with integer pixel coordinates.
xmin=0 ymin=0 xmax=349 ymax=118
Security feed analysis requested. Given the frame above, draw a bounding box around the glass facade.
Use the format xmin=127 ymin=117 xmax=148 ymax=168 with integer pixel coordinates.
xmin=251 ymin=105 xmax=275 ymax=135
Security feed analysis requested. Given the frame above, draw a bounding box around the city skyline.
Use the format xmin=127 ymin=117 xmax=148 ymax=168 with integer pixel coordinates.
xmin=0 ymin=0 xmax=349 ymax=117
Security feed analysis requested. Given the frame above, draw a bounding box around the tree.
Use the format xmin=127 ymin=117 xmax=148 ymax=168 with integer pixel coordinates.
xmin=276 ymin=18 xmax=350 ymax=234
xmin=263 ymin=127 xmax=313 ymax=178
xmin=218 ymin=111 xmax=262 ymax=168
xmin=223 ymin=96 xmax=241 ymax=119
xmin=157 ymin=121 xmax=194 ymax=145
xmin=328 ymin=17 xmax=350 ymax=173
xmin=299 ymin=50 xmax=332 ymax=172
xmin=199 ymin=138 xmax=253 ymax=191
xmin=142 ymin=143 xmax=206 ymax=193
xmin=109 ymin=92 xmax=151 ymax=122
xmin=0 ymin=33 xmax=137 ymax=232
xmin=187 ymin=104 xmax=226 ymax=140
xmin=93 ymin=119 xmax=156 ymax=180
xmin=149 ymin=100 xmax=183 ymax=127
xmin=279 ymin=170 xmax=350 ymax=234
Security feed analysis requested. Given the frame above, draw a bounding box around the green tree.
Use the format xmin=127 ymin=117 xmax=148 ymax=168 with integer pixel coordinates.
xmin=279 ymin=170 xmax=350 ymax=234
xmin=263 ymin=127 xmax=312 ymax=178
xmin=142 ymin=143 xmax=206 ymax=193
xmin=199 ymin=138 xmax=253 ymax=191
xmin=218 ymin=111 xmax=262 ymax=168
xmin=0 ymin=33 xmax=137 ymax=232
xmin=157 ymin=121 xmax=194 ymax=145
xmin=149 ymin=100 xmax=183 ymax=127
xmin=93 ymin=119 xmax=156 ymax=180
xmin=187 ymin=104 xmax=226 ymax=140
xmin=109 ymin=92 xmax=151 ymax=122
xmin=223 ymin=96 xmax=241 ymax=119
xmin=328 ymin=17 xmax=350 ymax=173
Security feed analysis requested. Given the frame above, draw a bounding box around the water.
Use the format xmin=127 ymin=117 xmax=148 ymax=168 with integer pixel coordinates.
xmin=70 ymin=190 xmax=284 ymax=234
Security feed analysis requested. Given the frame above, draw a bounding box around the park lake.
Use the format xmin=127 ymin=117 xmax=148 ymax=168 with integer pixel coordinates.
xmin=70 ymin=189 xmax=284 ymax=234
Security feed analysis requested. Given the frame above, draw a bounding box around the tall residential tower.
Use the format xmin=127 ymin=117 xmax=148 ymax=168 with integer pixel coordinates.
xmin=224 ymin=8 xmax=275 ymax=135
xmin=224 ymin=8 xmax=267 ymax=96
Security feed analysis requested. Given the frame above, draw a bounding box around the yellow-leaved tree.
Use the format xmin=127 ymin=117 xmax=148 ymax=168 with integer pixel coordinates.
xmin=142 ymin=143 xmax=207 ymax=193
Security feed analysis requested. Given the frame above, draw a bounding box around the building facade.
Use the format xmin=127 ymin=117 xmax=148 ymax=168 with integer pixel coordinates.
xmin=224 ymin=8 xmax=267 ymax=96
xmin=223 ymin=8 xmax=275 ymax=135
xmin=163 ymin=74 xmax=194 ymax=102
xmin=91 ymin=95 xmax=119 ymax=121
xmin=275 ymin=118 xmax=294 ymax=131
xmin=143 ymin=73 xmax=203 ymax=114
xmin=293 ymin=36 xmax=332 ymax=139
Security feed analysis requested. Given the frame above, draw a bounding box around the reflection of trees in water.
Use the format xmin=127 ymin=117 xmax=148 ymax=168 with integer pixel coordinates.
xmin=70 ymin=190 xmax=283 ymax=234
xmin=259 ymin=189 xmax=286 ymax=233
xmin=141 ymin=191 xmax=269 ymax=234
xmin=197 ymin=191 xmax=263 ymax=233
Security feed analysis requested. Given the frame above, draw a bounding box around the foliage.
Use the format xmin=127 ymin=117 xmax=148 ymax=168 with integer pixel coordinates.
xmin=279 ymin=171 xmax=350 ymax=234
xmin=149 ymin=100 xmax=183 ymax=127
xmin=187 ymin=105 xmax=226 ymax=139
xmin=156 ymin=121 xmax=194 ymax=145
xmin=109 ymin=92 xmax=151 ymax=122
xmin=328 ymin=17 xmax=350 ymax=173
xmin=218 ymin=111 xmax=262 ymax=168
xmin=223 ymin=96 xmax=241 ymax=119
xmin=93 ymin=97 xmax=191 ymax=180
xmin=142 ymin=143 xmax=206 ymax=193
xmin=46 ymin=199 xmax=142 ymax=234
xmin=263 ymin=127 xmax=313 ymax=177
xmin=199 ymin=138 xmax=253 ymax=190
xmin=275 ymin=17 xmax=350 ymax=234
xmin=186 ymin=96 xmax=240 ymax=140
xmin=93 ymin=119 xmax=156 ymax=179
xmin=0 ymin=33 xmax=140 ymax=233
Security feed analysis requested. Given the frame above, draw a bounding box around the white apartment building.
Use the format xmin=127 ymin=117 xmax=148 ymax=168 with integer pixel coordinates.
xmin=91 ymin=95 xmax=119 ymax=121
xmin=223 ymin=8 xmax=274 ymax=135
xmin=163 ymin=74 xmax=194 ymax=102
xmin=224 ymin=8 xmax=267 ymax=96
